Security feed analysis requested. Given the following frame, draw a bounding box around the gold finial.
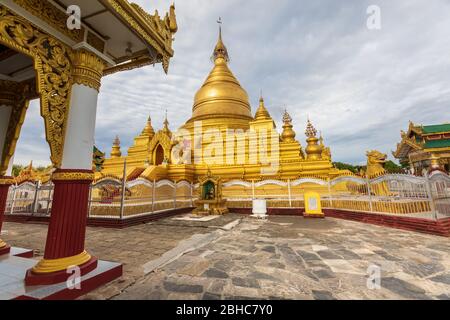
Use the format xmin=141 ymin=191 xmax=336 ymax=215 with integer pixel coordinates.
xmin=305 ymin=119 xmax=318 ymax=138
xmin=254 ymin=92 xmax=271 ymax=120
xmin=111 ymin=135 xmax=122 ymax=158
xmin=163 ymin=110 xmax=171 ymax=134
xmin=213 ymin=17 xmax=229 ymax=62
xmin=282 ymin=109 xmax=292 ymax=124
xmin=281 ymin=109 xmax=296 ymax=142
xmin=142 ymin=114 xmax=155 ymax=137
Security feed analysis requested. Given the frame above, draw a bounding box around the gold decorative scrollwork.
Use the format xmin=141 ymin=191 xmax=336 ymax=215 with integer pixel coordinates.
xmin=105 ymin=0 xmax=177 ymax=73
xmin=71 ymin=49 xmax=106 ymax=91
xmin=12 ymin=0 xmax=85 ymax=42
xmin=52 ymin=171 xmax=95 ymax=181
xmin=0 ymin=176 xmax=15 ymax=185
xmin=0 ymin=79 xmax=35 ymax=176
xmin=0 ymin=6 xmax=73 ymax=169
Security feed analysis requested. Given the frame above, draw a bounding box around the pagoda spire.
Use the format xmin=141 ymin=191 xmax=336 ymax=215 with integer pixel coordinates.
xmin=141 ymin=114 xmax=155 ymax=138
xmin=305 ymin=119 xmax=323 ymax=160
xmin=213 ymin=17 xmax=229 ymax=62
xmin=111 ymin=135 xmax=122 ymax=158
xmin=162 ymin=110 xmax=171 ymax=135
xmin=281 ymin=109 xmax=296 ymax=142
xmin=254 ymin=93 xmax=272 ymax=121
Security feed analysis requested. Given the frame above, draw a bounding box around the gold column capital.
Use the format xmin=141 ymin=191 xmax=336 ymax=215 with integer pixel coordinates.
xmin=71 ymin=49 xmax=106 ymax=92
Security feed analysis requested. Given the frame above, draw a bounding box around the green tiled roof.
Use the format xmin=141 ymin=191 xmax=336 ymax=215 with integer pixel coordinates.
xmin=422 ymin=124 xmax=450 ymax=134
xmin=424 ymin=139 xmax=450 ymax=149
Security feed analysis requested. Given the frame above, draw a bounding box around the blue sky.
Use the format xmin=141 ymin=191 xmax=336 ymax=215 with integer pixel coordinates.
xmin=13 ymin=0 xmax=450 ymax=167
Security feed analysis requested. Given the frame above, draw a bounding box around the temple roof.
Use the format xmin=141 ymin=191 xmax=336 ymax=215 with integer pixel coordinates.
xmin=422 ymin=124 xmax=450 ymax=134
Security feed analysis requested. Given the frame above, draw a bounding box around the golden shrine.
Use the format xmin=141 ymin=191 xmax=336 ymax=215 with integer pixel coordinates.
xmin=192 ymin=171 xmax=228 ymax=216
xmin=99 ymin=27 xmax=344 ymax=184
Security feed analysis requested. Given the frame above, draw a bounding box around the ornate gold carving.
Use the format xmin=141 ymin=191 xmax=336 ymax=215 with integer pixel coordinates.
xmin=0 ymin=6 xmax=73 ymax=169
xmin=0 ymin=176 xmax=15 ymax=185
xmin=12 ymin=0 xmax=84 ymax=42
xmin=0 ymin=79 xmax=35 ymax=175
xmin=105 ymin=0 xmax=177 ymax=73
xmin=71 ymin=49 xmax=105 ymax=91
xmin=52 ymin=171 xmax=95 ymax=181
xmin=86 ymin=31 xmax=105 ymax=53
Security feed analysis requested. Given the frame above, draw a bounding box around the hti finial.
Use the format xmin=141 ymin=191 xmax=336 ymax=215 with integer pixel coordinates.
xmin=213 ymin=17 xmax=229 ymax=62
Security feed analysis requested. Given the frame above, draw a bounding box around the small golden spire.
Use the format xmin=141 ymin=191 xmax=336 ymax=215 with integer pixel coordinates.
xmin=111 ymin=135 xmax=122 ymax=158
xmin=254 ymin=93 xmax=271 ymax=120
xmin=142 ymin=115 xmax=155 ymax=138
xmin=281 ymin=109 xmax=296 ymax=142
xmin=162 ymin=110 xmax=171 ymax=135
xmin=305 ymin=119 xmax=322 ymax=160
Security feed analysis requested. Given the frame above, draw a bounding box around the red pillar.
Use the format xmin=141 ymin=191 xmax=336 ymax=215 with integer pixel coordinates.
xmin=25 ymin=169 xmax=97 ymax=285
xmin=0 ymin=176 xmax=13 ymax=256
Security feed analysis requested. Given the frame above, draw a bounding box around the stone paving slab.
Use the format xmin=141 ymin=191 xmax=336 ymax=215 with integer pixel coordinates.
xmin=2 ymin=214 xmax=450 ymax=300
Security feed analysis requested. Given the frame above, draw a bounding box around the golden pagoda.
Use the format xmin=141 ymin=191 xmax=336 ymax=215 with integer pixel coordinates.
xmin=99 ymin=27 xmax=343 ymax=183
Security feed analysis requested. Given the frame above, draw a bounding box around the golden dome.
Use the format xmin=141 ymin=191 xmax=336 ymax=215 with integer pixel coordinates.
xmin=187 ymin=28 xmax=252 ymax=124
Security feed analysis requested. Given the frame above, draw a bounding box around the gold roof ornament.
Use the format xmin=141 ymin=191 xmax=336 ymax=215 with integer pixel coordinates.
xmin=254 ymin=94 xmax=272 ymax=121
xmin=187 ymin=19 xmax=252 ymax=124
xmin=305 ymin=119 xmax=318 ymax=138
xmin=281 ymin=109 xmax=296 ymax=142
xmin=111 ymin=135 xmax=122 ymax=158
xmin=141 ymin=115 xmax=155 ymax=138
xmin=162 ymin=110 xmax=171 ymax=135
xmin=305 ymin=119 xmax=322 ymax=160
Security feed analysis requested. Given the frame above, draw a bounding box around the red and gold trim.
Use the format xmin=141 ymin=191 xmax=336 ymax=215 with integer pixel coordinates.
xmin=0 ymin=176 xmax=13 ymax=256
xmin=25 ymin=169 xmax=97 ymax=285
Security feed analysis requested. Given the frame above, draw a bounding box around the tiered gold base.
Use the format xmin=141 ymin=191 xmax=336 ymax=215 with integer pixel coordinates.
xmin=193 ymin=199 xmax=229 ymax=216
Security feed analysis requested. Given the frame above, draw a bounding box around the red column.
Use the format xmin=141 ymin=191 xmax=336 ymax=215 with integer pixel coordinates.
xmin=25 ymin=169 xmax=97 ymax=285
xmin=0 ymin=176 xmax=13 ymax=256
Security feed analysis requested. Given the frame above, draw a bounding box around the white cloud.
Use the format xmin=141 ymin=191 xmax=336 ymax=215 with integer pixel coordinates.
xmin=12 ymin=0 xmax=450 ymax=166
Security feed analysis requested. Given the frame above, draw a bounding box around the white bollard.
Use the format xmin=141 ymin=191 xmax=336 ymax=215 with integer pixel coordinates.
xmin=251 ymin=199 xmax=267 ymax=219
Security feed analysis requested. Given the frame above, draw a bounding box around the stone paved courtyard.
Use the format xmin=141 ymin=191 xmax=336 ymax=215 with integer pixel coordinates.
xmin=1 ymin=214 xmax=449 ymax=300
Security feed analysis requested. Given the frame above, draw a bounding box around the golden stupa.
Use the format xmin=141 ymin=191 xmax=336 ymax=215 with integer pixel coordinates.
xmin=99 ymin=27 xmax=343 ymax=183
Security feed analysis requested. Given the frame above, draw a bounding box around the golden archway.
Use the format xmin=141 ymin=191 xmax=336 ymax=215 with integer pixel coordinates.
xmin=154 ymin=144 xmax=165 ymax=165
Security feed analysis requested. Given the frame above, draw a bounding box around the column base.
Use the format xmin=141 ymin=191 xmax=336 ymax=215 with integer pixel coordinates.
xmin=25 ymin=252 xmax=98 ymax=286
xmin=303 ymin=213 xmax=325 ymax=219
xmin=0 ymin=242 xmax=11 ymax=256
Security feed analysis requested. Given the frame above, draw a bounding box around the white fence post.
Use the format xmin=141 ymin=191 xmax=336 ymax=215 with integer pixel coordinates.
xmin=252 ymin=180 xmax=255 ymax=200
xmin=366 ymin=178 xmax=373 ymax=212
xmin=173 ymin=181 xmax=177 ymax=209
xmin=10 ymin=186 xmax=17 ymax=215
xmin=327 ymin=178 xmax=333 ymax=208
xmin=190 ymin=182 xmax=194 ymax=207
xmin=152 ymin=179 xmax=156 ymax=212
xmin=119 ymin=160 xmax=127 ymax=220
xmin=287 ymin=179 xmax=292 ymax=207
xmin=424 ymin=172 xmax=437 ymax=220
